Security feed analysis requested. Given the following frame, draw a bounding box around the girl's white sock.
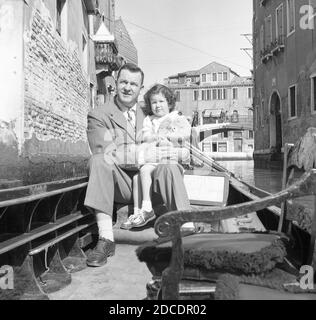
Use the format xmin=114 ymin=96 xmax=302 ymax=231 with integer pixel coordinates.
xmin=141 ymin=200 xmax=153 ymax=212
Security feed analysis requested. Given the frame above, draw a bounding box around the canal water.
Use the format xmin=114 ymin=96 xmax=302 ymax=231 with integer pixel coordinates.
xmin=218 ymin=160 xmax=283 ymax=194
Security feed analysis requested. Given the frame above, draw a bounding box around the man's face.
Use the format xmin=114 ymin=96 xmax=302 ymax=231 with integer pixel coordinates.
xmin=116 ymin=69 xmax=143 ymax=108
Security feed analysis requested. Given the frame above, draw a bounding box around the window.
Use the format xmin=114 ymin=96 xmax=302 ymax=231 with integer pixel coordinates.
xmin=193 ymin=90 xmax=199 ymax=101
xmin=202 ymin=142 xmax=212 ymax=152
xmin=260 ymin=25 xmax=264 ymax=51
xmin=288 ymin=85 xmax=297 ymax=118
xmin=248 ymin=88 xmax=253 ymax=99
xmin=217 ymin=89 xmax=223 ymax=100
xmin=212 ymin=73 xmax=217 ymax=82
xmin=222 ymin=131 xmax=228 ymax=138
xmin=90 ymin=83 xmax=95 ymax=109
xmin=311 ymin=75 xmax=316 ymax=113
xmin=223 ymin=89 xmax=227 ymax=100
xmin=255 ymin=105 xmax=260 ymax=129
xmin=201 ymin=90 xmax=207 ymax=101
xmin=175 ymin=91 xmax=180 ymax=102
xmin=56 ymin=0 xmax=67 ymax=40
xmin=201 ymin=74 xmax=206 ymax=82
xmin=265 ymin=15 xmax=272 ymax=47
xmin=207 ymin=90 xmax=212 ymax=100
xmin=212 ymin=143 xmax=218 ymax=152
xmin=233 ymin=131 xmax=242 ymax=138
xmin=179 ymin=77 xmax=185 ymax=84
xmin=287 ymin=0 xmax=295 ymax=35
xmin=276 ymin=4 xmax=284 ymax=40
xmin=218 ymin=72 xmax=223 ymax=82
xmin=232 ymin=110 xmax=239 ymax=123
xmin=255 ymin=38 xmax=260 ymax=68
xmin=248 ymin=130 xmax=254 ymax=139
xmin=233 ymin=88 xmax=238 ymax=100
xmin=212 ymin=89 xmax=217 ymax=100
xmin=82 ymin=34 xmax=88 ymax=74
xmin=261 ymin=99 xmax=265 ymax=127
xmin=223 ymin=72 xmax=228 ymax=81
xmin=218 ymin=142 xmax=227 ymax=152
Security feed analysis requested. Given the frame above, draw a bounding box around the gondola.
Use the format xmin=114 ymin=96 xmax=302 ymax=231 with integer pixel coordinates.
xmin=136 ymin=130 xmax=316 ymax=300
xmin=0 ymin=129 xmax=315 ymax=300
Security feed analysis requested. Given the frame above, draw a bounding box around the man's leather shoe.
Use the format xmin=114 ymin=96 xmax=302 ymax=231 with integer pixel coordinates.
xmin=86 ymin=238 xmax=115 ymax=267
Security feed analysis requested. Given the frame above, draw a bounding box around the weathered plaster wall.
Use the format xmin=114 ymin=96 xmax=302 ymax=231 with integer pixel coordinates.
xmin=0 ymin=1 xmax=24 ymax=147
xmin=22 ymin=0 xmax=90 ymax=183
xmin=24 ymin=0 xmax=89 ymax=146
xmin=0 ymin=0 xmax=24 ymax=185
xmin=253 ymin=0 xmax=316 ymax=157
xmin=1 ymin=0 xmax=92 ymax=185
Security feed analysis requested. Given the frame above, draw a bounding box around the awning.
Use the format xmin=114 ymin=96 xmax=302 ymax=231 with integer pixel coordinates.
xmin=203 ymin=109 xmax=223 ymax=117
xmin=211 ymin=109 xmax=223 ymax=117
xmin=93 ymin=21 xmax=115 ymax=43
xmin=203 ymin=110 xmax=212 ymax=117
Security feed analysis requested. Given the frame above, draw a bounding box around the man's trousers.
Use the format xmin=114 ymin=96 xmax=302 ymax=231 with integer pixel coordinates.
xmin=84 ymin=154 xmax=191 ymax=215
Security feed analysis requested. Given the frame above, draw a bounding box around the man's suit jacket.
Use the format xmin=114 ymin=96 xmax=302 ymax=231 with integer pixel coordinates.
xmin=87 ymin=98 xmax=146 ymax=169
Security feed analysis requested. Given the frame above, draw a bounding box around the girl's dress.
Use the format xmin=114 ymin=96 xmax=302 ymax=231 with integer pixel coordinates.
xmin=137 ymin=111 xmax=191 ymax=165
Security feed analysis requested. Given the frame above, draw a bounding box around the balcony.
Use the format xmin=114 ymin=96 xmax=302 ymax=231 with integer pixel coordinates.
xmin=95 ymin=42 xmax=122 ymax=72
xmin=202 ymin=114 xmax=253 ymax=129
xmin=270 ymin=35 xmax=285 ymax=55
xmin=260 ymin=35 xmax=285 ymax=63
xmin=260 ymin=45 xmax=273 ymax=63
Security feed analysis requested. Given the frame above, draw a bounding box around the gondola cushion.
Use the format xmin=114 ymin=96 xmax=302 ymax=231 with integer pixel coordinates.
xmin=214 ymin=271 xmax=316 ymax=300
xmin=136 ymin=232 xmax=288 ymax=277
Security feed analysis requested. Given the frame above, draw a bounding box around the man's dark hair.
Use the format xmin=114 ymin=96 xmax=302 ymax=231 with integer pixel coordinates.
xmin=143 ymin=84 xmax=176 ymax=116
xmin=117 ymin=63 xmax=144 ymax=85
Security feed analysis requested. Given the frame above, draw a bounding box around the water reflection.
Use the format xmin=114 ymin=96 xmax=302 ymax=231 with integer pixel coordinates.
xmin=218 ymin=160 xmax=283 ymax=194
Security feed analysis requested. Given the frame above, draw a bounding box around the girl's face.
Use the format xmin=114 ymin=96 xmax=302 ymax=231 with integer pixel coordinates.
xmin=150 ymin=93 xmax=170 ymax=117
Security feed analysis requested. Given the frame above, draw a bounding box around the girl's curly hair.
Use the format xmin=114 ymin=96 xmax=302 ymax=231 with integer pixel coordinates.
xmin=143 ymin=84 xmax=176 ymax=116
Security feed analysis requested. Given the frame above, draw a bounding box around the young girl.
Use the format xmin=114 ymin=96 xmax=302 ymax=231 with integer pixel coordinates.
xmin=121 ymin=84 xmax=191 ymax=229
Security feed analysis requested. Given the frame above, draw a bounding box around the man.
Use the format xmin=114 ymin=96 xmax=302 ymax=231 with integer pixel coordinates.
xmin=84 ymin=63 xmax=191 ymax=267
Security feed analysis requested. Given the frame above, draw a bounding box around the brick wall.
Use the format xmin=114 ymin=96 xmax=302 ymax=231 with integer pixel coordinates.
xmin=24 ymin=8 xmax=89 ymax=147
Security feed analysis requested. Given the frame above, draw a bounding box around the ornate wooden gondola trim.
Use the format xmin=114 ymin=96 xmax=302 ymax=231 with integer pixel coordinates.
xmin=0 ymin=177 xmax=93 ymax=300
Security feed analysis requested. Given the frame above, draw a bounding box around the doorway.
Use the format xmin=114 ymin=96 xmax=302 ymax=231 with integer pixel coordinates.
xmin=234 ymin=139 xmax=242 ymax=152
xmin=269 ymin=92 xmax=282 ymax=153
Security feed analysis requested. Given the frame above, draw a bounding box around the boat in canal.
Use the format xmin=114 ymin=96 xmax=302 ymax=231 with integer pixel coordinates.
xmin=0 ymin=129 xmax=315 ymax=300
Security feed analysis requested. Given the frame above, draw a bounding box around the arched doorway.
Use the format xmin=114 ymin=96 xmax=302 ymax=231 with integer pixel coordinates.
xmin=269 ymin=92 xmax=282 ymax=153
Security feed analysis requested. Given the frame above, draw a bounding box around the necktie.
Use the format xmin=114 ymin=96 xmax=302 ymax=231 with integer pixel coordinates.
xmin=127 ymin=109 xmax=136 ymax=130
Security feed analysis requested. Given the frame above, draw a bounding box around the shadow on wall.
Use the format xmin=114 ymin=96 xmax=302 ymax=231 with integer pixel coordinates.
xmin=0 ymin=119 xmax=90 ymax=187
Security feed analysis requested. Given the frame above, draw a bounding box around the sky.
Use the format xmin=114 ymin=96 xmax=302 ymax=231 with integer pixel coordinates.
xmin=116 ymin=0 xmax=253 ymax=88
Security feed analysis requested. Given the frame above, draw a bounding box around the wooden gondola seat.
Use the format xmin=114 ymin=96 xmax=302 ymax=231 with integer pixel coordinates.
xmin=137 ymin=171 xmax=289 ymax=299
xmin=212 ymin=130 xmax=316 ymax=300
xmin=137 ymin=129 xmax=316 ymax=300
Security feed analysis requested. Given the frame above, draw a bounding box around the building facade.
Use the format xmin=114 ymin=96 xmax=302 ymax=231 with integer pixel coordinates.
xmin=253 ymin=0 xmax=316 ymax=166
xmin=115 ymin=17 xmax=138 ymax=65
xmin=164 ymin=62 xmax=254 ymax=157
xmin=0 ymin=0 xmax=133 ymax=186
